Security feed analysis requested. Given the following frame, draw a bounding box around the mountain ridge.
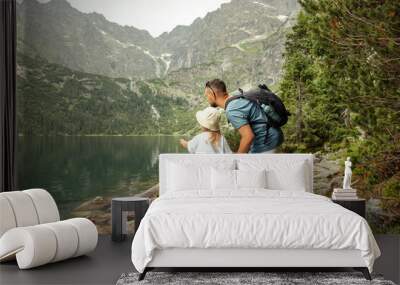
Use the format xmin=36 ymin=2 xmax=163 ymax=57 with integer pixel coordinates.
xmin=16 ymin=0 xmax=301 ymax=135
xmin=17 ymin=0 xmax=300 ymax=81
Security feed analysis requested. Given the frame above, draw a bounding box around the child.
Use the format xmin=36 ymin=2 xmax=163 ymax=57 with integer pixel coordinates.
xmin=180 ymin=107 xmax=232 ymax=154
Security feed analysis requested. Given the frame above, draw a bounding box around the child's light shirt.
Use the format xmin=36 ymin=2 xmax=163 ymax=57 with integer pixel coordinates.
xmin=187 ymin=132 xmax=232 ymax=154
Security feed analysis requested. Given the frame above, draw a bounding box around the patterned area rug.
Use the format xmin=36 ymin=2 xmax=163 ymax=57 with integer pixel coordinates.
xmin=116 ymin=271 xmax=395 ymax=285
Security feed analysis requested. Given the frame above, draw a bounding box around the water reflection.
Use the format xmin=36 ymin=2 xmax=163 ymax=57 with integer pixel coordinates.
xmin=17 ymin=136 xmax=184 ymax=217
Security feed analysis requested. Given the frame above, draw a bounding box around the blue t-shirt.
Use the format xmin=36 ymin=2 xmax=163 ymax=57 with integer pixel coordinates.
xmin=225 ymin=97 xmax=283 ymax=153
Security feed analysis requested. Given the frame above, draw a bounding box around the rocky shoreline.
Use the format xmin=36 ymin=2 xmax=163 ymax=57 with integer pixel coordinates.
xmin=71 ymin=184 xmax=159 ymax=234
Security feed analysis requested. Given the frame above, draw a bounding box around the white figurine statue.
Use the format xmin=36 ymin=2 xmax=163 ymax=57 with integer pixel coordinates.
xmin=343 ymin=157 xmax=352 ymax=190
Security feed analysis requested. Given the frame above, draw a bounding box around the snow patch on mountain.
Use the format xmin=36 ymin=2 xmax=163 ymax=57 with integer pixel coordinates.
xmin=151 ymin=105 xmax=160 ymax=120
xmin=252 ymin=1 xmax=277 ymax=10
xmin=101 ymin=34 xmax=173 ymax=77
xmin=100 ymin=35 xmax=165 ymax=77
xmin=97 ymin=28 xmax=107 ymax=35
xmin=160 ymin=53 xmax=172 ymax=76
xmin=276 ymin=15 xmax=288 ymax=22
xmin=231 ymin=30 xmax=274 ymax=51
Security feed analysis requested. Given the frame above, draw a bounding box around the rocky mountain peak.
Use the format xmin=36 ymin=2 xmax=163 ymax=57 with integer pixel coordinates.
xmin=17 ymin=0 xmax=301 ymax=87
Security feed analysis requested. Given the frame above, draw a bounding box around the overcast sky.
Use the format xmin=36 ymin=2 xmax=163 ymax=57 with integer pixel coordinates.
xmin=57 ymin=0 xmax=231 ymax=37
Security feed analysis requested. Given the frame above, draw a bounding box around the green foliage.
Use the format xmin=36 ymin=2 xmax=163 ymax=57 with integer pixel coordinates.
xmin=279 ymin=0 xmax=400 ymax=152
xmin=279 ymin=0 xmax=400 ymax=233
xmin=223 ymin=128 xmax=241 ymax=153
xmin=16 ymin=54 xmax=194 ymax=136
xmin=382 ymin=178 xmax=400 ymax=199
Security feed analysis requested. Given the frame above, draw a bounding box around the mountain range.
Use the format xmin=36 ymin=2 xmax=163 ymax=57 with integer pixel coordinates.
xmin=16 ymin=0 xmax=300 ymax=135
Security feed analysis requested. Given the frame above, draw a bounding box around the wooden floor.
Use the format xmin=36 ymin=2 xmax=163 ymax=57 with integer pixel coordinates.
xmin=0 ymin=235 xmax=398 ymax=285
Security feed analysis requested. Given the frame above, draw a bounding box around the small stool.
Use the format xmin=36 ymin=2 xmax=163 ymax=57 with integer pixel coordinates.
xmin=111 ymin=197 xmax=149 ymax=242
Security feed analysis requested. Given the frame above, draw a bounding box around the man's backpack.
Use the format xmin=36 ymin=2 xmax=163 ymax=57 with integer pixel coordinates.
xmin=225 ymin=84 xmax=291 ymax=128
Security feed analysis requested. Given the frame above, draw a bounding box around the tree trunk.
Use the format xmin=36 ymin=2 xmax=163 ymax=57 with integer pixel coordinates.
xmin=296 ymin=80 xmax=304 ymax=142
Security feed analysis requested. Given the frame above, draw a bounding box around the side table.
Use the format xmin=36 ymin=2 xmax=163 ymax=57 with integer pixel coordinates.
xmin=332 ymin=198 xmax=366 ymax=218
xmin=111 ymin=197 xmax=149 ymax=242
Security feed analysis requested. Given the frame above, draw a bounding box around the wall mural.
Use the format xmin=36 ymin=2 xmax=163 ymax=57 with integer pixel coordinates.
xmin=16 ymin=0 xmax=399 ymax=234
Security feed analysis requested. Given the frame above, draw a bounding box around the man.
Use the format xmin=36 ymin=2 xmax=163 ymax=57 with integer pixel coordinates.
xmin=204 ymin=79 xmax=284 ymax=153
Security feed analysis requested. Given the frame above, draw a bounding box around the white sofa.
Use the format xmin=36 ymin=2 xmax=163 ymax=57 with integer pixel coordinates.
xmin=0 ymin=188 xmax=98 ymax=269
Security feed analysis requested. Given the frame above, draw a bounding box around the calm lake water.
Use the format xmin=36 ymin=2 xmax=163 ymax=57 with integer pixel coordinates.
xmin=17 ymin=136 xmax=185 ymax=218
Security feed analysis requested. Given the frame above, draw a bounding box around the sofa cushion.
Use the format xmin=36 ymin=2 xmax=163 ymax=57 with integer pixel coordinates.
xmin=24 ymin=189 xmax=59 ymax=224
xmin=0 ymin=191 xmax=39 ymax=227
xmin=0 ymin=196 xmax=17 ymax=237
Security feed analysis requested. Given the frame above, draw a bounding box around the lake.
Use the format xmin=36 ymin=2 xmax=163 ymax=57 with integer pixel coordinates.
xmin=16 ymin=136 xmax=185 ymax=218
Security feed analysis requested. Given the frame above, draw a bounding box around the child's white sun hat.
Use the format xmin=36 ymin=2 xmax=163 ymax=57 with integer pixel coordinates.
xmin=195 ymin=107 xmax=221 ymax=131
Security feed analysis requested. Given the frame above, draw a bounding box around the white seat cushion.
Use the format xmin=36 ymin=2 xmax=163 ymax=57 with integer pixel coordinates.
xmin=64 ymin=218 xmax=98 ymax=257
xmin=0 ymin=196 xmax=17 ymax=237
xmin=1 ymin=191 xmax=39 ymax=227
xmin=42 ymin=221 xmax=79 ymax=262
xmin=23 ymin=189 xmax=60 ymax=223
